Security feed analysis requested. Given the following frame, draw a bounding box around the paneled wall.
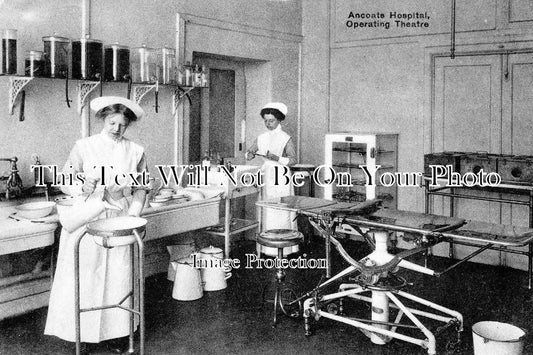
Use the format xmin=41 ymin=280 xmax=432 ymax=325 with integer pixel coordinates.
xmin=301 ymin=0 xmax=533 ymax=269
xmin=302 ymin=0 xmax=533 ymax=210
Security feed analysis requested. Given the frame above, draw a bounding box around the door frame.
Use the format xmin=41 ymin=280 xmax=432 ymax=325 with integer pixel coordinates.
xmin=193 ymin=56 xmax=246 ymax=160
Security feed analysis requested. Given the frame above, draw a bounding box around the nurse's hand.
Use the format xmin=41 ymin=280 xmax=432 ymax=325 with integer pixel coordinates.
xmin=103 ymin=201 xmax=122 ymax=211
xmin=266 ymin=151 xmax=280 ymax=162
xmin=102 ymin=189 xmax=123 ymax=211
xmin=245 ymin=151 xmax=256 ymax=160
xmin=82 ymin=176 xmax=100 ymax=194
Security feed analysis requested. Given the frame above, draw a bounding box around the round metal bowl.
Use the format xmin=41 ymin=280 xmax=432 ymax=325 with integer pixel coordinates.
xmin=15 ymin=201 xmax=56 ymax=219
xmin=88 ymin=216 xmax=147 ymax=248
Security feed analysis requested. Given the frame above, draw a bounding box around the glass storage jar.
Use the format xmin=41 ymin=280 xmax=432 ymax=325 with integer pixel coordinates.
xmin=104 ymin=43 xmax=130 ymax=82
xmin=158 ymin=46 xmax=175 ymax=84
xmin=42 ymin=36 xmax=69 ymax=78
xmin=72 ymin=38 xmax=103 ymax=80
xmin=130 ymin=45 xmax=157 ymax=83
xmin=25 ymin=50 xmax=44 ymax=77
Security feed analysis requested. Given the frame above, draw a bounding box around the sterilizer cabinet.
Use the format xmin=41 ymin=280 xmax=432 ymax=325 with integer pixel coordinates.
xmin=324 ymin=133 xmax=398 ymax=209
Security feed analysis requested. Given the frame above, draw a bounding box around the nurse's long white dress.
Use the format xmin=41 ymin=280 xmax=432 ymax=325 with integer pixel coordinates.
xmin=45 ymin=132 xmax=145 ymax=343
xmin=256 ymin=126 xmax=298 ymax=255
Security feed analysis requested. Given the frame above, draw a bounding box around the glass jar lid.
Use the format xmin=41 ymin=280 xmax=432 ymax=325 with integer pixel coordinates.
xmin=105 ymin=42 xmax=130 ymax=50
xmin=42 ymin=35 xmax=70 ymax=43
xmin=26 ymin=50 xmax=43 ymax=59
xmin=73 ymin=38 xmax=103 ymax=44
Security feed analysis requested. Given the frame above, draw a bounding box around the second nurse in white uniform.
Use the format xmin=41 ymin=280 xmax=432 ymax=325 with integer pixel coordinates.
xmin=246 ymin=102 xmax=298 ymax=255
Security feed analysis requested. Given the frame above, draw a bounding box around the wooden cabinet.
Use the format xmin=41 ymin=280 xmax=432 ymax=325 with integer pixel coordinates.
xmin=324 ymin=132 xmax=398 ymax=209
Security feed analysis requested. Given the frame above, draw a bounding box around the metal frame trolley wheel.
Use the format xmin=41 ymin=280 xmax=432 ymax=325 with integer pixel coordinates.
xmin=73 ymin=216 xmax=147 ymax=355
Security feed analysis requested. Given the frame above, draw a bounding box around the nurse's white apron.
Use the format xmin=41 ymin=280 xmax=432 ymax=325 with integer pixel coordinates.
xmin=257 ymin=127 xmax=298 ymax=256
xmin=45 ymin=133 xmax=144 ymax=343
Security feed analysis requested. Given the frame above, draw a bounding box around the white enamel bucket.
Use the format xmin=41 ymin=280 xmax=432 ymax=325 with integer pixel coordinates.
xmin=472 ymin=321 xmax=526 ymax=355
xmin=198 ymin=246 xmax=231 ymax=291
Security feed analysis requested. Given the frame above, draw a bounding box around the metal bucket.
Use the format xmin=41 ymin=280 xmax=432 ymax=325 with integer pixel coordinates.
xmin=472 ymin=321 xmax=526 ymax=355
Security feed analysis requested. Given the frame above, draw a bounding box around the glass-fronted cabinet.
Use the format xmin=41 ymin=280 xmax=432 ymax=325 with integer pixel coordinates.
xmin=324 ymin=132 xmax=398 ymax=209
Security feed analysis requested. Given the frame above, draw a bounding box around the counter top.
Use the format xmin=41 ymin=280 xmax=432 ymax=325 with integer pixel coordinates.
xmin=0 ymin=194 xmax=222 ymax=253
xmin=0 ymin=218 xmax=57 ymax=255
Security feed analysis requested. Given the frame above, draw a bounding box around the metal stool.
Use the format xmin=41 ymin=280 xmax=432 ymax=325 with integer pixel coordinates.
xmin=257 ymin=229 xmax=303 ymax=326
xmin=73 ymin=216 xmax=147 ymax=355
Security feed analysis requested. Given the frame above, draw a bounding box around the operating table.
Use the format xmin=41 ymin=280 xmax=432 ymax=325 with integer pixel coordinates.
xmin=256 ymin=196 xmax=533 ymax=354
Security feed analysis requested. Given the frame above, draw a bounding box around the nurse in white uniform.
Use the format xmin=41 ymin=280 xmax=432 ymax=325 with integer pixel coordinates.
xmin=246 ymin=102 xmax=298 ymax=255
xmin=45 ymin=96 xmax=147 ymax=354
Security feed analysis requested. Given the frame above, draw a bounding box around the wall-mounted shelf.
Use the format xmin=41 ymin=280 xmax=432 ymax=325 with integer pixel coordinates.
xmin=7 ymin=76 xmax=101 ymax=116
xmin=172 ymin=86 xmax=194 ymax=114
xmin=76 ymin=80 xmax=100 ymax=115
xmin=8 ymin=76 xmax=33 ymax=115
xmin=132 ymin=82 xmax=158 ymax=106
xmin=5 ymin=75 xmax=206 ymax=118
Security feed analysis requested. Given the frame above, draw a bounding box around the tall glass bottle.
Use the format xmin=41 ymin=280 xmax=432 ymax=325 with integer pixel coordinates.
xmin=2 ymin=29 xmax=17 ymax=75
xmin=159 ymin=46 xmax=176 ymax=84
xmin=183 ymin=61 xmax=193 ymax=86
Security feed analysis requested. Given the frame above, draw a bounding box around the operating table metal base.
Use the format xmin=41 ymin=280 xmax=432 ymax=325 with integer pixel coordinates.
xmin=303 ymin=283 xmax=463 ymax=355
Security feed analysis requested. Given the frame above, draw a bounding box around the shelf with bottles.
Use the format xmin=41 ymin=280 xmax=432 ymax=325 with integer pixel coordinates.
xmin=0 ymin=28 xmax=213 ymax=116
xmin=3 ymin=72 xmax=210 ymax=118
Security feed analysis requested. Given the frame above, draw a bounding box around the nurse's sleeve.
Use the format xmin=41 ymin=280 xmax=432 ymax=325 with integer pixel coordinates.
xmin=60 ymin=142 xmax=84 ymax=196
xmin=128 ymin=153 xmax=148 ymax=217
xmin=246 ymin=138 xmax=259 ymax=160
xmin=279 ymin=137 xmax=297 ymax=166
